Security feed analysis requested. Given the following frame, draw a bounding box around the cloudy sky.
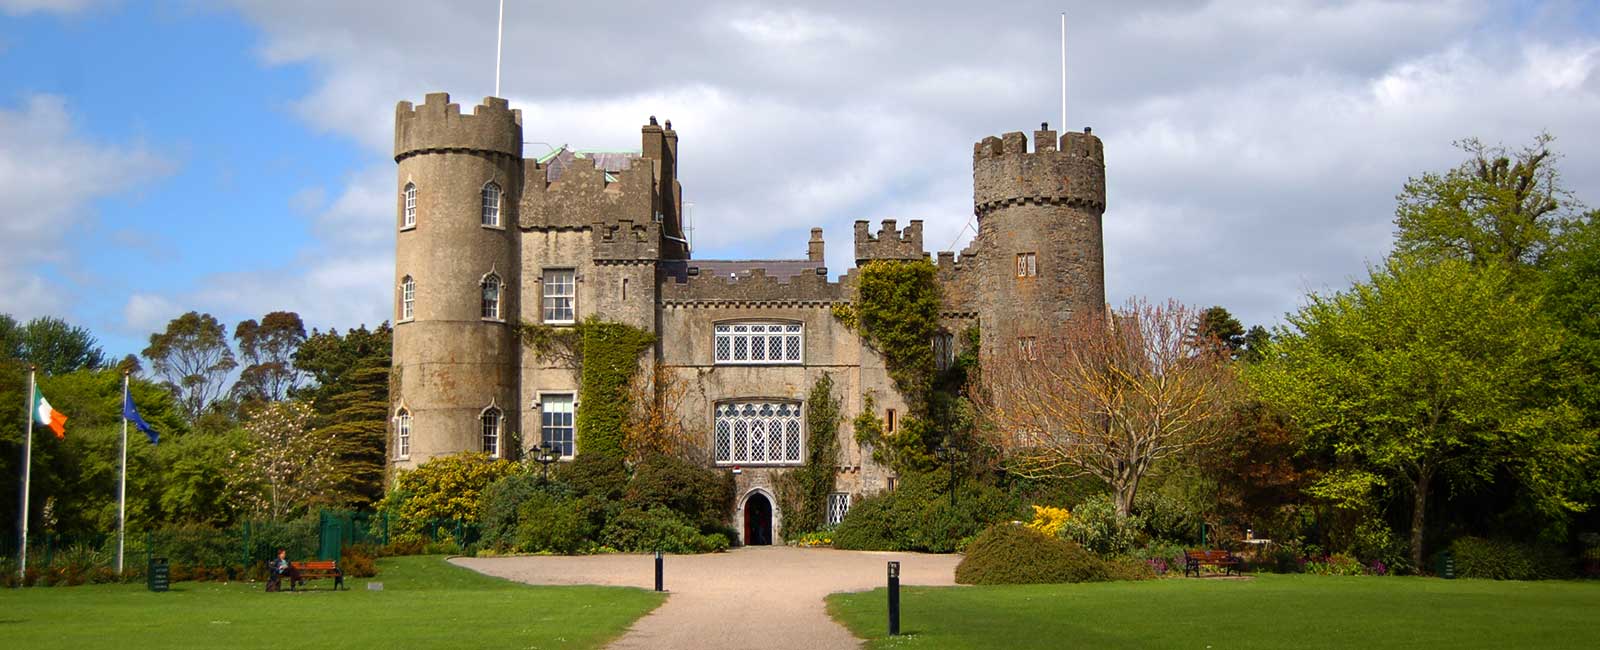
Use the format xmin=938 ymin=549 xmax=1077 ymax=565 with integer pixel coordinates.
xmin=2 ymin=0 xmax=1597 ymax=357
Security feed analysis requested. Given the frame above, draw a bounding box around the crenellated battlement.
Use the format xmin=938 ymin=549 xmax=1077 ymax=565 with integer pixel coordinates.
xmin=521 ymin=152 xmax=657 ymax=229
xmin=660 ymin=264 xmax=847 ymax=305
xmin=853 ymin=219 xmax=926 ymax=265
xmin=972 ymin=126 xmax=1105 ymax=217
xmin=395 ymin=93 xmax=523 ymax=161
xmin=591 ymin=218 xmax=661 ymax=261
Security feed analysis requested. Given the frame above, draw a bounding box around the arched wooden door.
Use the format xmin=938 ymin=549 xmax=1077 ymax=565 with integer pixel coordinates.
xmin=743 ymin=492 xmax=773 ymax=546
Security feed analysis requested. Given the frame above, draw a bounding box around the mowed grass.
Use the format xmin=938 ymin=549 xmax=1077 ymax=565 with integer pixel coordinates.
xmin=828 ymin=574 xmax=1600 ymax=649
xmin=0 ymin=555 xmax=664 ymax=649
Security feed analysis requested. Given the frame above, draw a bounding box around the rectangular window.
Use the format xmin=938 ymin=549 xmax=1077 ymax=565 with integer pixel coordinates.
xmin=540 ymin=394 xmax=575 ymax=458
xmin=481 ymin=183 xmax=501 ymax=227
xmin=933 ymin=332 xmax=955 ymax=371
xmin=714 ymin=401 xmax=803 ymax=465
xmin=396 ymin=411 xmax=411 ymax=458
xmin=826 ymin=493 xmax=852 ymax=526
xmin=482 ymin=410 xmax=501 ymax=458
xmin=1016 ymin=252 xmax=1037 ymax=277
xmin=713 ymin=322 xmax=802 ymax=364
xmin=403 ymin=184 xmax=417 ymax=228
xmin=1018 ymin=336 xmax=1038 ymax=361
xmin=401 ymin=277 xmax=415 ymax=321
xmin=542 ymin=269 xmax=576 ymax=324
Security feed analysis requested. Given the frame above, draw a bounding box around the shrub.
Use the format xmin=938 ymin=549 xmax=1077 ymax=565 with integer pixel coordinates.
xmin=955 ymin=524 xmax=1112 ymax=584
xmin=1059 ymin=494 xmax=1144 ymax=555
xmin=833 ymin=474 xmax=1021 ymax=552
xmin=601 ymin=507 xmax=727 ymax=554
xmin=381 ymin=452 xmax=513 ymax=538
xmin=1133 ymin=490 xmax=1204 ymax=543
xmin=244 ymin=516 xmax=319 ymax=566
xmin=625 ymin=455 xmax=733 ymax=530
xmin=557 ymin=453 xmax=630 ymax=501
xmin=514 ymin=492 xmax=596 ymax=554
xmin=1305 ymin=553 xmax=1366 ymax=576
xmin=1450 ymin=537 xmax=1575 ymax=580
xmin=1026 ymin=505 xmax=1071 ymax=537
xmin=340 ymin=544 xmax=379 ymax=578
xmin=479 ymin=471 xmax=570 ymax=551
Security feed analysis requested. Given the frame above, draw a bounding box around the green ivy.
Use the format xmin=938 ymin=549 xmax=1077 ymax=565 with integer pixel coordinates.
xmin=517 ymin=316 xmax=655 ymax=458
xmin=777 ymin=374 xmax=843 ymax=536
xmin=852 ymin=260 xmax=942 ymax=408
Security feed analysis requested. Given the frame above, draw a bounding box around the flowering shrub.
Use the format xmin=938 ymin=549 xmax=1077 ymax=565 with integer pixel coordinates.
xmin=790 ymin=531 xmax=834 ymax=548
xmin=1304 ymin=553 xmax=1366 ymax=576
xmin=1026 ymin=505 xmax=1071 ymax=537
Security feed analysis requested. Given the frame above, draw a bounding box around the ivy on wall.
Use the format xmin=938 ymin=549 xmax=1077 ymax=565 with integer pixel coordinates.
xmin=852 ymin=260 xmax=942 ymax=408
xmin=517 ymin=316 xmax=655 ymax=458
xmin=776 ymin=374 xmax=843 ymax=536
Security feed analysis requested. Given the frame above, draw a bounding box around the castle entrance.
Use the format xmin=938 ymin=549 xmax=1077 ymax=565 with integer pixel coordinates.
xmin=743 ymin=492 xmax=773 ymax=546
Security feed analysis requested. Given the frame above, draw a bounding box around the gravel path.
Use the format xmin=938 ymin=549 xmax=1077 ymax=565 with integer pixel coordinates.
xmin=453 ymin=546 xmax=961 ymax=650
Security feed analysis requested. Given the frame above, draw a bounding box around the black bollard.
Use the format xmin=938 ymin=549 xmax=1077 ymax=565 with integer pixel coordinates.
xmin=888 ymin=561 xmax=901 ymax=636
xmin=655 ymin=550 xmax=664 ymax=592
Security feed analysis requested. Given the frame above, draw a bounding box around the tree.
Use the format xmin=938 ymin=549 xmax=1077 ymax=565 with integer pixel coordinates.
xmin=623 ymin=364 xmax=701 ymax=464
xmin=293 ymin=324 xmax=392 ymax=508
xmin=973 ymin=297 xmax=1239 ymax=517
xmin=1249 ymin=256 xmax=1588 ymax=569
xmin=224 ymin=400 xmax=339 ymax=520
xmin=1194 ymin=306 xmax=1245 ymax=355
xmin=1394 ymin=134 xmax=1578 ymax=270
xmin=0 ymin=315 xmax=107 ymax=375
xmin=143 ymin=311 xmax=237 ymax=421
xmin=233 ymin=311 xmax=307 ymax=404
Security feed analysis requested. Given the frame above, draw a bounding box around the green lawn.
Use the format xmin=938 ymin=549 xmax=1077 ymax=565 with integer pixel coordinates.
xmin=828 ymin=574 xmax=1600 ymax=649
xmin=0 ymin=555 xmax=664 ymax=649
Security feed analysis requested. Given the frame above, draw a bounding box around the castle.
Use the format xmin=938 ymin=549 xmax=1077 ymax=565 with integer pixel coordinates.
xmin=390 ymin=92 xmax=1106 ymax=545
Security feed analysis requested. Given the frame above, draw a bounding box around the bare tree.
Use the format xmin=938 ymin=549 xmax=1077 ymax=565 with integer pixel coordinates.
xmin=972 ymin=298 xmax=1238 ymax=517
xmin=623 ymin=365 xmax=704 ymax=463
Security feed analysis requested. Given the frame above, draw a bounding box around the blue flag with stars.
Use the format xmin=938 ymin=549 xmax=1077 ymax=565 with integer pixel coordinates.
xmin=124 ymin=392 xmax=159 ymax=445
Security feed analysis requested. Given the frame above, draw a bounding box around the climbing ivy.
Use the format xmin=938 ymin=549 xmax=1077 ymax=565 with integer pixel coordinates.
xmin=517 ymin=316 xmax=655 ymax=458
xmin=852 ymin=260 xmax=942 ymax=410
xmin=776 ymin=374 xmax=843 ymax=536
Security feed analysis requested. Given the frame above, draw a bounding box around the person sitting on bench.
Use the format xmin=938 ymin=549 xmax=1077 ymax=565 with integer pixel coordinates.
xmin=266 ymin=548 xmax=302 ymax=592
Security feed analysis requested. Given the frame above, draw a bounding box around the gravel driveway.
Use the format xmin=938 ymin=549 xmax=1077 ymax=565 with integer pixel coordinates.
xmin=453 ymin=546 xmax=961 ymax=649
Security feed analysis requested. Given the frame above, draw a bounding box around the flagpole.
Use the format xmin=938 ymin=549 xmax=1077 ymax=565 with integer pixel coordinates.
xmin=117 ymin=370 xmax=129 ymax=574
xmin=19 ymin=365 xmax=35 ymax=580
xmin=1060 ymin=12 xmax=1067 ymax=134
xmin=494 ymin=0 xmax=505 ymax=97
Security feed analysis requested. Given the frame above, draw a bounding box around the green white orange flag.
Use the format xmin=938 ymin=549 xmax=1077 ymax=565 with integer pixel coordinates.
xmin=32 ymin=385 xmax=66 ymax=438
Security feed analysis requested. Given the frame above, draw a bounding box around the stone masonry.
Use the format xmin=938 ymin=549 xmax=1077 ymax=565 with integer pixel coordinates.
xmin=390 ymin=93 xmax=1106 ymax=544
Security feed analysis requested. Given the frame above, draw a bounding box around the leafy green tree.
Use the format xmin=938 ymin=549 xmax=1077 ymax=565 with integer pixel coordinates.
xmin=294 ymin=324 xmax=392 ymax=508
xmin=143 ymin=311 xmax=237 ymax=421
xmin=233 ymin=311 xmax=307 ymax=404
xmin=1194 ymin=306 xmax=1245 ymax=354
xmin=1540 ymin=211 xmax=1600 ymax=519
xmin=1394 ymin=134 xmax=1578 ymax=270
xmin=1250 ymin=256 xmax=1589 ymax=569
xmin=0 ymin=315 xmax=107 ymax=375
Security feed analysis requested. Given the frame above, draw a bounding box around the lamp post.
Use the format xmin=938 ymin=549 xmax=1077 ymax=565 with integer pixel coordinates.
xmin=535 ymin=443 xmax=558 ymax=483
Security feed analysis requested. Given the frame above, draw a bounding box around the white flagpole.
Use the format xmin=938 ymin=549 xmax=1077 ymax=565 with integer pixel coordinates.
xmin=19 ymin=366 xmax=35 ymax=580
xmin=494 ymin=0 xmax=505 ymax=97
xmin=117 ymin=370 xmax=129 ymax=574
xmin=1060 ymin=12 xmax=1067 ymax=133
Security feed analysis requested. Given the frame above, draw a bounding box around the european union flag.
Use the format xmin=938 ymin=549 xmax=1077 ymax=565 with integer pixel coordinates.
xmin=124 ymin=392 xmax=159 ymax=445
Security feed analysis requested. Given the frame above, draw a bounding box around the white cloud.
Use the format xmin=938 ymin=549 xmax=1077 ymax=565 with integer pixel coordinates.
xmin=0 ymin=94 xmax=172 ymax=319
xmin=214 ymin=0 xmax=1600 ymax=331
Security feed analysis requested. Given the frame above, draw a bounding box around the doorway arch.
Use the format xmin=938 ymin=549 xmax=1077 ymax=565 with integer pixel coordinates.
xmin=742 ymin=491 xmax=774 ymax=546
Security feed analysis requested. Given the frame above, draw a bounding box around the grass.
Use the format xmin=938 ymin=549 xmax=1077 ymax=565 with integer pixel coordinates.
xmin=827 ymin=574 xmax=1600 ymax=649
xmin=0 ymin=555 xmax=664 ymax=649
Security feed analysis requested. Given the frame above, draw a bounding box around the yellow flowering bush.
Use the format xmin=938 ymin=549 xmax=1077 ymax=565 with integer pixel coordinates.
xmin=1027 ymin=505 xmax=1071 ymax=538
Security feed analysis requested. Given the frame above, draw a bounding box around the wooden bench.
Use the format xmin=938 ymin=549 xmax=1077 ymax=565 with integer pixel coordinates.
xmin=268 ymin=560 xmax=344 ymax=591
xmin=1183 ymin=549 xmax=1242 ymax=577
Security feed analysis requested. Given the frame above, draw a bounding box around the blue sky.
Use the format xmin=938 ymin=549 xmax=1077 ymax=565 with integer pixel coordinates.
xmin=3 ymin=0 xmax=1598 ymax=361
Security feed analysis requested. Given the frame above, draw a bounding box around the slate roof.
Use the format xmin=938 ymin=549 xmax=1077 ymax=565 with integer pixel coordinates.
xmin=537 ymin=147 xmax=642 ymax=183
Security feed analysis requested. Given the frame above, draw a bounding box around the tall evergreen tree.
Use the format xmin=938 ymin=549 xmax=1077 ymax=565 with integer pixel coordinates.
xmin=294 ymin=324 xmax=392 ymax=508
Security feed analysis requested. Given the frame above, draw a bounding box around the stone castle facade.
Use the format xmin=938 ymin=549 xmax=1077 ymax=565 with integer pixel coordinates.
xmin=389 ymin=92 xmax=1106 ymax=544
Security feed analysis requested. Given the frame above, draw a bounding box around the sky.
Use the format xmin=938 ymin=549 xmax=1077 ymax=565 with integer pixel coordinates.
xmin=2 ymin=0 xmax=1598 ymax=359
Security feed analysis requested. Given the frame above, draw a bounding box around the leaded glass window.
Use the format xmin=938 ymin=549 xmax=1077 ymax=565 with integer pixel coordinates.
xmin=481 ymin=273 xmax=502 ymax=320
xmin=540 ymin=394 xmax=575 ymax=457
xmin=542 ymin=269 xmax=575 ymax=324
xmin=481 ymin=406 xmax=501 ymax=458
xmin=826 ymin=493 xmax=851 ymax=526
xmin=713 ymin=322 xmax=802 ymax=364
xmin=714 ymin=400 xmax=802 ymax=465
xmin=481 ymin=182 xmax=501 ymax=227
xmin=395 ymin=408 xmax=411 ymax=458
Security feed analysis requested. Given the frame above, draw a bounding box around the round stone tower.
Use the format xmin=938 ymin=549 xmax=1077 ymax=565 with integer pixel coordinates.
xmin=970 ymin=125 xmax=1106 ymax=361
xmin=392 ymin=93 xmax=522 ymax=469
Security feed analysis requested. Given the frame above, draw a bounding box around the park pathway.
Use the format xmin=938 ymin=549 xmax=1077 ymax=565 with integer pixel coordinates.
xmin=453 ymin=546 xmax=961 ymax=650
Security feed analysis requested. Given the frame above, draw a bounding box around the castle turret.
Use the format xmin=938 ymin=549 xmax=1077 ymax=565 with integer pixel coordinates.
xmin=392 ymin=93 xmax=523 ymax=468
xmin=970 ymin=125 xmax=1106 ymax=361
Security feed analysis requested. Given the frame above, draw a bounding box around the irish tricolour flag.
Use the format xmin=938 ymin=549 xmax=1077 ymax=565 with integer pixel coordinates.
xmin=32 ymin=386 xmax=67 ymax=438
